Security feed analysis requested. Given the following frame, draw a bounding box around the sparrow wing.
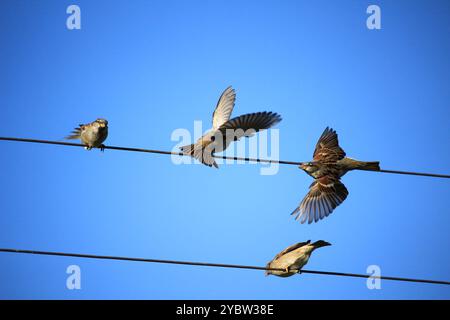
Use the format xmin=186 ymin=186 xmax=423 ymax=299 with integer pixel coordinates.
xmin=212 ymin=86 xmax=236 ymax=129
xmin=291 ymin=176 xmax=348 ymax=224
xmin=313 ymin=127 xmax=346 ymax=163
xmin=218 ymin=111 xmax=281 ymax=141
xmin=272 ymin=240 xmax=312 ymax=261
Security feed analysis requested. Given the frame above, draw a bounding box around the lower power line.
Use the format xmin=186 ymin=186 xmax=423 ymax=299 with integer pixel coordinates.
xmin=0 ymin=248 xmax=449 ymax=286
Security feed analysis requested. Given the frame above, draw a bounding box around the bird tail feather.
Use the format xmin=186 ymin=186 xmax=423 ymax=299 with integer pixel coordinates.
xmin=265 ymin=263 xmax=272 ymax=276
xmin=180 ymin=143 xmax=195 ymax=155
xmin=359 ymin=161 xmax=380 ymax=171
xmin=65 ymin=127 xmax=82 ymax=140
xmin=311 ymin=240 xmax=331 ymax=249
xmin=180 ymin=143 xmax=218 ymax=168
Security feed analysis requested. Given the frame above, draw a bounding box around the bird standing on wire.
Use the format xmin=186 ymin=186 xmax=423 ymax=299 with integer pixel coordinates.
xmin=292 ymin=127 xmax=380 ymax=224
xmin=266 ymin=240 xmax=331 ymax=277
xmin=180 ymin=86 xmax=282 ymax=168
xmin=66 ymin=118 xmax=109 ymax=151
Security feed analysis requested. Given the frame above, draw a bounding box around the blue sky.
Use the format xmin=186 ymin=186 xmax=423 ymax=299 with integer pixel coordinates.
xmin=0 ymin=0 xmax=449 ymax=299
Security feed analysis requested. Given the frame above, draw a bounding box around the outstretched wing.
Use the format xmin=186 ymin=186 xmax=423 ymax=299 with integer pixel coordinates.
xmin=291 ymin=176 xmax=348 ymax=224
xmin=313 ymin=127 xmax=346 ymax=163
xmin=212 ymin=86 xmax=236 ymax=129
xmin=218 ymin=111 xmax=282 ymax=140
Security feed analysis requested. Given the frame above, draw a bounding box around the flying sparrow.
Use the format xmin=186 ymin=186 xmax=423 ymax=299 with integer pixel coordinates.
xmin=180 ymin=86 xmax=282 ymax=168
xmin=292 ymin=127 xmax=380 ymax=224
xmin=66 ymin=118 xmax=108 ymax=151
xmin=265 ymin=240 xmax=331 ymax=277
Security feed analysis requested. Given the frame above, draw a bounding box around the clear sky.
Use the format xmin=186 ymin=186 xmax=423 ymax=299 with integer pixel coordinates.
xmin=0 ymin=0 xmax=449 ymax=299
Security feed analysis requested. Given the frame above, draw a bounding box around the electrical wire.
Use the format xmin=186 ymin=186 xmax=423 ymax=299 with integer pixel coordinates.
xmin=0 ymin=248 xmax=449 ymax=286
xmin=1 ymin=137 xmax=449 ymax=178
xmin=0 ymin=137 xmax=449 ymax=287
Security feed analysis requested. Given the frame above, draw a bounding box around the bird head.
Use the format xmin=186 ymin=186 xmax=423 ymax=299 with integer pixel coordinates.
xmin=299 ymin=162 xmax=318 ymax=174
xmin=95 ymin=118 xmax=108 ymax=128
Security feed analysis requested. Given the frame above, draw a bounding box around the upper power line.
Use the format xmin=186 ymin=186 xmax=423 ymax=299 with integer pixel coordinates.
xmin=0 ymin=136 xmax=449 ymax=179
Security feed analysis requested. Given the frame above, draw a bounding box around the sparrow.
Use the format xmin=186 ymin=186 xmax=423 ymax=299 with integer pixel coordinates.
xmin=180 ymin=86 xmax=282 ymax=168
xmin=265 ymin=240 xmax=331 ymax=277
xmin=66 ymin=118 xmax=108 ymax=151
xmin=291 ymin=127 xmax=380 ymax=224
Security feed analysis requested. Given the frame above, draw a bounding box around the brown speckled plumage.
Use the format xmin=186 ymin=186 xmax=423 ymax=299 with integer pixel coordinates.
xmin=292 ymin=127 xmax=380 ymax=224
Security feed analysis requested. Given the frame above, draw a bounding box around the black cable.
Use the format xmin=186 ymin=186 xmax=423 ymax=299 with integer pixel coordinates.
xmin=1 ymin=248 xmax=449 ymax=286
xmin=0 ymin=136 xmax=300 ymax=165
xmin=1 ymin=136 xmax=449 ymax=178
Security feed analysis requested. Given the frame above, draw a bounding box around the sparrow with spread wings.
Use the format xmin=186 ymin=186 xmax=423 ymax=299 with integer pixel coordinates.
xmin=180 ymin=86 xmax=282 ymax=168
xmin=265 ymin=240 xmax=331 ymax=277
xmin=291 ymin=127 xmax=380 ymax=224
xmin=66 ymin=118 xmax=108 ymax=151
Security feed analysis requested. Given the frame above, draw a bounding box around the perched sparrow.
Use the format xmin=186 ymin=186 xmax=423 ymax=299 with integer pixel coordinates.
xmin=265 ymin=240 xmax=331 ymax=277
xmin=180 ymin=86 xmax=282 ymax=168
xmin=66 ymin=118 xmax=108 ymax=151
xmin=292 ymin=127 xmax=380 ymax=224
